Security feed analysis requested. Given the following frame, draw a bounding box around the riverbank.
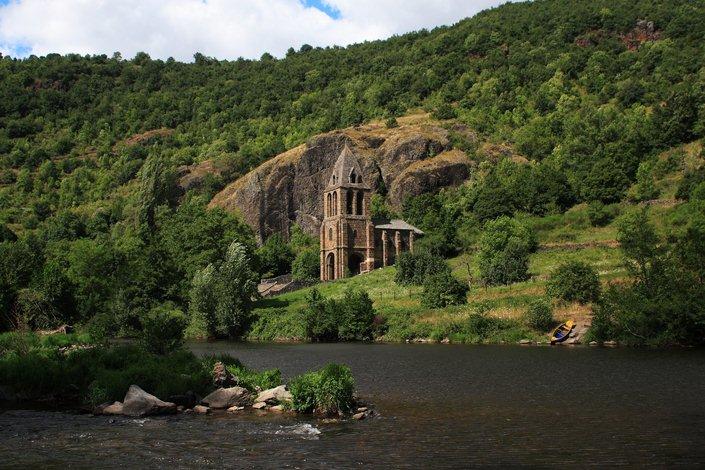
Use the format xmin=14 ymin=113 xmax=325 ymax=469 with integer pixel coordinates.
xmin=0 ymin=332 xmax=362 ymax=419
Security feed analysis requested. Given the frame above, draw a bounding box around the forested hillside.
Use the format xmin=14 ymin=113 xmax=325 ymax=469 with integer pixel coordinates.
xmin=1 ymin=0 xmax=705 ymax=343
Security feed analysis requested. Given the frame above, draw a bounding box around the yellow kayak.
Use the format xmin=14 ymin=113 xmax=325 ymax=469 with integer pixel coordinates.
xmin=550 ymin=320 xmax=575 ymax=344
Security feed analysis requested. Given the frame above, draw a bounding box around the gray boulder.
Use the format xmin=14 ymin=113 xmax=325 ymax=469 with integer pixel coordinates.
xmin=121 ymin=385 xmax=177 ymax=417
xmin=96 ymin=401 xmax=124 ymax=415
xmin=256 ymin=385 xmax=292 ymax=405
xmin=202 ymin=386 xmax=252 ymax=409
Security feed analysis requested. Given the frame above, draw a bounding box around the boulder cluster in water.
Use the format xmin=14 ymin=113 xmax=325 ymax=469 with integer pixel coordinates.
xmin=94 ymin=383 xmax=297 ymax=417
xmin=94 ymin=361 xmax=376 ymax=420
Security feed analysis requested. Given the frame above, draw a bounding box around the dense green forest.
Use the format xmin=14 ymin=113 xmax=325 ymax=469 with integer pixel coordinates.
xmin=1 ymin=0 xmax=705 ymax=344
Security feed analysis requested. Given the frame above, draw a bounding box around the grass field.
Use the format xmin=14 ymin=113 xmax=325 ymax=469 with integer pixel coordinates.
xmin=249 ymin=193 xmax=692 ymax=344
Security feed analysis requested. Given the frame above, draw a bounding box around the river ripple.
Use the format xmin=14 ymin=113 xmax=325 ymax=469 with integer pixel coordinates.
xmin=1 ymin=343 xmax=704 ymax=468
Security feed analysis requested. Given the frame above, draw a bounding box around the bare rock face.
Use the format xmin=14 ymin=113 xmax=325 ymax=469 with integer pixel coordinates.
xmin=121 ymin=385 xmax=177 ymax=417
xmin=202 ymin=386 xmax=252 ymax=409
xmin=209 ymin=121 xmax=474 ymax=242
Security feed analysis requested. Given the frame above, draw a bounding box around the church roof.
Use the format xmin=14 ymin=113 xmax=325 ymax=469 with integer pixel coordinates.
xmin=325 ymin=144 xmax=369 ymax=189
xmin=373 ymin=218 xmax=424 ymax=235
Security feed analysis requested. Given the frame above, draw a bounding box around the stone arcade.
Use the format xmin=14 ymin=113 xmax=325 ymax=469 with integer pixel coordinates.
xmin=320 ymin=145 xmax=423 ymax=281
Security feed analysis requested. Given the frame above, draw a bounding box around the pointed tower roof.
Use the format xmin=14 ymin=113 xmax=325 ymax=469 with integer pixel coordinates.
xmin=325 ymin=143 xmax=369 ymax=190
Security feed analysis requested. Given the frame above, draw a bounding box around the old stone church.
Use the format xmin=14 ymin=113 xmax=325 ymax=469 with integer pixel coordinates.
xmin=320 ymin=145 xmax=423 ymax=281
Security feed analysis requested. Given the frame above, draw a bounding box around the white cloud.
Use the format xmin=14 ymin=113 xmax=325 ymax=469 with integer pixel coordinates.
xmin=0 ymin=0 xmax=507 ymax=61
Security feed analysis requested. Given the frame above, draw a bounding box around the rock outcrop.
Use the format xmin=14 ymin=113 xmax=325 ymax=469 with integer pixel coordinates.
xmin=121 ymin=385 xmax=177 ymax=417
xmin=201 ymin=386 xmax=252 ymax=409
xmin=206 ymin=120 xmax=476 ymax=242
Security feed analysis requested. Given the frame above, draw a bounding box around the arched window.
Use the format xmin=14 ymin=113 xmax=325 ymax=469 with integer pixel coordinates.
xmin=356 ymin=191 xmax=363 ymax=215
xmin=332 ymin=192 xmax=338 ymax=215
xmin=349 ymin=169 xmax=357 ymax=183
xmin=326 ymin=193 xmax=331 ymax=217
xmin=346 ymin=189 xmax=353 ymax=214
xmin=328 ymin=227 xmax=333 ymax=241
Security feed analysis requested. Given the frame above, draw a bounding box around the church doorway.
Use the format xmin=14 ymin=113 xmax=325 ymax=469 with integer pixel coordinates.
xmin=348 ymin=252 xmax=364 ymax=276
xmin=326 ymin=253 xmax=335 ymax=280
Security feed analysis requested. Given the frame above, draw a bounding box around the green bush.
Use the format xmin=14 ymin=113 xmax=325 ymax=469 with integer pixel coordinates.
xmin=0 ymin=331 xmax=40 ymax=356
xmin=587 ymin=201 xmax=619 ymax=227
xmin=301 ymin=288 xmax=376 ymax=341
xmin=590 ymin=207 xmax=705 ymax=346
xmin=86 ymin=348 xmax=212 ymax=405
xmin=477 ymin=216 xmax=537 ymax=286
xmin=395 ymin=250 xmax=450 ymax=285
xmin=337 ymin=289 xmax=376 ymax=341
xmin=141 ymin=304 xmax=188 ymax=355
xmin=421 ymin=271 xmax=469 ymax=308
xmin=291 ymin=247 xmax=320 ymax=281
xmin=523 ymin=298 xmax=554 ymax=331
xmin=188 ymin=241 xmax=260 ymax=338
xmin=288 ymin=363 xmax=355 ymax=415
xmin=257 ymin=233 xmax=294 ymax=277
xmin=546 ymin=261 xmax=601 ymax=304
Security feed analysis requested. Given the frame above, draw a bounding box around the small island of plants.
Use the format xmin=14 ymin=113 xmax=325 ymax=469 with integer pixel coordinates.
xmin=0 ymin=322 xmax=369 ymax=420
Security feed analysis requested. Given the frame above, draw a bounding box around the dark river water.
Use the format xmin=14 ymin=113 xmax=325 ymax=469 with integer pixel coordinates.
xmin=2 ymin=343 xmax=705 ymax=468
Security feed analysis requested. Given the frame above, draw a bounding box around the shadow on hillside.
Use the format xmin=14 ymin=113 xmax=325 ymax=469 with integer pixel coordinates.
xmin=255 ymin=297 xmax=289 ymax=309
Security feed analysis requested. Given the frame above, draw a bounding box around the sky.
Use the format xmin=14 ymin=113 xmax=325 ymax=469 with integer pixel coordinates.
xmin=0 ymin=0 xmax=508 ymax=61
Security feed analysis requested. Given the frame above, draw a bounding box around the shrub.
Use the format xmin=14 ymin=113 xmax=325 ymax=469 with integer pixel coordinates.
xmin=288 ymin=363 xmax=355 ymax=415
xmin=523 ymin=298 xmax=554 ymax=331
xmin=0 ymin=224 xmax=17 ymax=242
xmin=141 ymin=304 xmax=187 ymax=355
xmin=86 ymin=348 xmax=212 ymax=405
xmin=188 ymin=241 xmax=260 ymax=338
xmin=385 ymin=116 xmax=399 ymax=128
xmin=301 ymin=288 xmax=338 ymax=342
xmin=589 ymin=208 xmax=705 ymax=346
xmin=546 ymin=261 xmax=601 ymax=304
xmin=291 ymin=247 xmax=319 ymax=281
xmin=337 ymin=289 xmax=376 ymax=341
xmin=257 ymin=233 xmax=294 ymax=277
xmin=421 ymin=271 xmax=469 ymax=308
xmin=395 ymin=250 xmax=450 ymax=285
xmin=0 ymin=331 xmax=40 ymax=356
xmin=587 ymin=201 xmax=619 ymax=227
xmin=301 ymin=288 xmax=376 ymax=341
xmin=478 ymin=217 xmax=537 ymax=286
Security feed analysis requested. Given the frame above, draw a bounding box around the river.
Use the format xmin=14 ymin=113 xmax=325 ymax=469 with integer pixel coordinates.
xmin=2 ymin=343 xmax=705 ymax=468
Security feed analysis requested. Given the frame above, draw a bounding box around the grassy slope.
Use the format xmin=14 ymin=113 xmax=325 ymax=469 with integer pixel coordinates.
xmin=248 ymin=138 xmax=702 ymax=344
xmin=250 ymin=201 xmax=699 ymax=343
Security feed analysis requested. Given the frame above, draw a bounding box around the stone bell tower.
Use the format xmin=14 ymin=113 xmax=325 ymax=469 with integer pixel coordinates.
xmin=320 ymin=144 xmax=374 ymax=281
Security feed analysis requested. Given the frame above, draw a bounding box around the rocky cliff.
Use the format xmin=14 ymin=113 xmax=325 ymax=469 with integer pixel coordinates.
xmin=204 ymin=118 xmax=475 ymax=242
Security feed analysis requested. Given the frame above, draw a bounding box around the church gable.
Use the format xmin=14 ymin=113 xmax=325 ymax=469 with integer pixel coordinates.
xmin=326 ymin=144 xmax=368 ymax=189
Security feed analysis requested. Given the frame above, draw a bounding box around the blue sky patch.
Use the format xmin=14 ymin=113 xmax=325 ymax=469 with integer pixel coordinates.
xmin=302 ymin=0 xmax=341 ymax=20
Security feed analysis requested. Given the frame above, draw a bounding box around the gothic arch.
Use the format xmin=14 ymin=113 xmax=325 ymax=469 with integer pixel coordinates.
xmin=326 ymin=252 xmax=335 ymax=280
xmin=356 ymin=191 xmax=364 ymax=215
xmin=346 ymin=189 xmax=353 ymax=214
xmin=348 ymin=252 xmax=363 ymax=276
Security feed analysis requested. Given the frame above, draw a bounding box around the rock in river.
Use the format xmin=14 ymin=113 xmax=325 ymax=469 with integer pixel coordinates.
xmin=122 ymin=385 xmax=177 ymax=417
xmin=202 ymin=387 xmax=252 ymax=409
xmin=256 ymin=385 xmax=292 ymax=405
xmin=95 ymin=401 xmax=124 ymax=415
xmin=193 ymin=405 xmax=211 ymax=414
